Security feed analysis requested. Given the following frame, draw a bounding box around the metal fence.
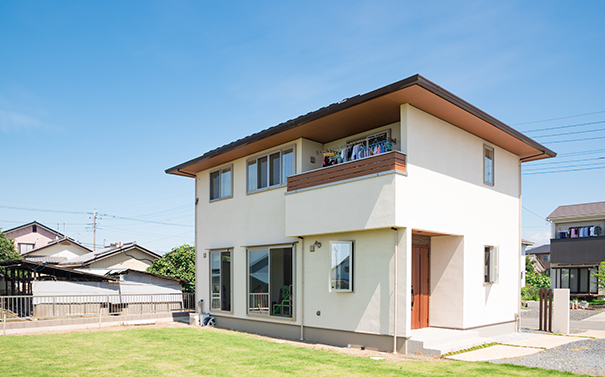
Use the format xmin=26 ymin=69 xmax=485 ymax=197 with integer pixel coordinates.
xmin=0 ymin=293 xmax=195 ymax=322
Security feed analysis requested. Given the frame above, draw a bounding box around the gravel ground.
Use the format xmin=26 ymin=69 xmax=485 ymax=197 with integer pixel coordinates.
xmin=521 ymin=308 xmax=604 ymax=321
xmin=491 ymin=338 xmax=605 ymax=376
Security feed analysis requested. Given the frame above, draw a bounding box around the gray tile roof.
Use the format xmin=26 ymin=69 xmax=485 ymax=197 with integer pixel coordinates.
xmin=526 ymin=244 xmax=550 ymax=255
xmin=547 ymin=201 xmax=605 ymax=220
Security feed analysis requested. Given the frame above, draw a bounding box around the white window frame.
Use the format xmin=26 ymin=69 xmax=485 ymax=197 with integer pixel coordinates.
xmin=19 ymin=243 xmax=35 ymax=254
xmin=484 ymin=245 xmax=499 ymax=284
xmin=330 ymin=241 xmax=354 ymax=292
xmin=209 ymin=165 xmax=233 ymax=202
xmin=209 ymin=249 xmax=232 ymax=312
xmin=246 ymin=146 xmax=295 ymax=194
xmin=484 ymin=145 xmax=495 ymax=186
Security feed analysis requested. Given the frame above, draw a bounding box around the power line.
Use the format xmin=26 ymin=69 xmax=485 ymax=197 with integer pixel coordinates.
xmin=523 ymin=161 xmax=605 ymax=172
xmin=522 ymin=120 xmax=605 ymax=133
xmin=532 ymin=126 xmax=605 ymax=139
xmin=523 ymin=165 xmax=605 ymax=175
xmin=513 ymin=110 xmax=605 ymax=126
xmin=522 ymin=206 xmax=548 ymax=222
xmin=523 ymin=156 xmax=605 ymax=167
xmin=542 ymin=135 xmax=605 ymax=145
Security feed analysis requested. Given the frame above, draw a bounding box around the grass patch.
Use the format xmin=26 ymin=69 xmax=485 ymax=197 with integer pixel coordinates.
xmin=442 ymin=342 xmax=499 ymax=357
xmin=0 ymin=327 xmax=579 ymax=376
xmin=588 ymin=300 xmax=605 ymax=305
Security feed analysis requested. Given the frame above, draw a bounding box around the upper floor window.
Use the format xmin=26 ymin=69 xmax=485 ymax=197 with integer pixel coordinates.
xmin=210 ymin=166 xmax=232 ymax=201
xmin=247 ymin=147 xmax=294 ymax=193
xmin=484 ymin=145 xmax=494 ymax=186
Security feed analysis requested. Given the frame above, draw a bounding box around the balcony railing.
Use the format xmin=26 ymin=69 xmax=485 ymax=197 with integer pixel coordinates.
xmin=287 ymin=151 xmax=406 ymax=192
xmin=550 ymin=236 xmax=605 ymax=264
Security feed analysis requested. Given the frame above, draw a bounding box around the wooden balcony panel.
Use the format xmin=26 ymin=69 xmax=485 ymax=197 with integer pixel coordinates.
xmin=287 ymin=151 xmax=406 ymax=192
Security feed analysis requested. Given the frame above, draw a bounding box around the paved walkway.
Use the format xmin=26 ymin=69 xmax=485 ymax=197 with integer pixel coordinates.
xmin=445 ymin=313 xmax=605 ymax=376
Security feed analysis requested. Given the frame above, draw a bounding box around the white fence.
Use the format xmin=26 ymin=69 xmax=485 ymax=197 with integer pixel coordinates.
xmin=0 ymin=293 xmax=195 ymax=322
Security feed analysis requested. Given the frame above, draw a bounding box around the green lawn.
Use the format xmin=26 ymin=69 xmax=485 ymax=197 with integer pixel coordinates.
xmin=0 ymin=326 xmax=580 ymax=376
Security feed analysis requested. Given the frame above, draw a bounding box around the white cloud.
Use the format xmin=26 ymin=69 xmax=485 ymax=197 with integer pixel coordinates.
xmin=523 ymin=231 xmax=551 ymax=247
xmin=0 ymin=109 xmax=43 ymax=133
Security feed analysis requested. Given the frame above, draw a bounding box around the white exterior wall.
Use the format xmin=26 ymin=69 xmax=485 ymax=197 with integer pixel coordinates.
xmin=194 ymin=104 xmax=522 ymax=337
xmin=397 ymin=104 xmax=521 ymax=329
xmin=26 ymin=243 xmax=90 ymax=260
xmin=87 ymin=249 xmax=156 ymax=271
xmin=196 ymin=140 xmax=303 ymax=320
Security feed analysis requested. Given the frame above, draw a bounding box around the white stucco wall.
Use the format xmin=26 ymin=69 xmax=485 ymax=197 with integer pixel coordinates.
xmin=88 ymin=249 xmax=156 ymax=271
xmin=194 ymin=103 xmax=522 ymax=336
xmin=27 ymin=243 xmax=90 ymax=260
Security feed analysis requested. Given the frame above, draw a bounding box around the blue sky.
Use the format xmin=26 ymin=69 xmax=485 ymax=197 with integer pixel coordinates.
xmin=1 ymin=1 xmax=604 ymax=252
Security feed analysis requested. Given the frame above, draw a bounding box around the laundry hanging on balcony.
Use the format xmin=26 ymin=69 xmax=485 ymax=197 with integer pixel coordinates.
xmin=559 ymin=225 xmax=602 ymax=239
xmin=321 ymin=136 xmax=395 ymax=167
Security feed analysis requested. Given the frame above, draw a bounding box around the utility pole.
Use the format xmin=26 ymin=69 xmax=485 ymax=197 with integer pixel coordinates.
xmin=88 ymin=209 xmax=100 ymax=251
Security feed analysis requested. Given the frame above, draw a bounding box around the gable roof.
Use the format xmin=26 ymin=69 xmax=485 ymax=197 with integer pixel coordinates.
xmin=527 ymin=244 xmax=550 ymax=255
xmin=21 ymin=237 xmax=92 ymax=256
xmin=2 ymin=221 xmax=64 ymax=238
xmin=58 ymin=242 xmax=161 ymax=267
xmin=166 ymin=74 xmax=556 ymax=177
xmin=547 ymin=201 xmax=605 ymax=220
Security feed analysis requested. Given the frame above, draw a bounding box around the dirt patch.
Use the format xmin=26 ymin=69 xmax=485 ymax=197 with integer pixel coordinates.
xmin=3 ymin=320 xmax=190 ymax=336
xmin=203 ymin=326 xmax=444 ymax=363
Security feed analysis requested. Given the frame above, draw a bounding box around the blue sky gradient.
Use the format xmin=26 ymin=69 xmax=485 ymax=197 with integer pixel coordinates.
xmin=1 ymin=1 xmax=604 ymax=252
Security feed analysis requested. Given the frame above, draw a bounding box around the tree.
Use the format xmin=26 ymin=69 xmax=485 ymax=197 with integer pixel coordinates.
xmin=147 ymin=244 xmax=195 ymax=292
xmin=591 ymin=262 xmax=605 ymax=292
xmin=0 ymin=231 xmax=20 ymax=275
xmin=0 ymin=231 xmax=20 ymax=261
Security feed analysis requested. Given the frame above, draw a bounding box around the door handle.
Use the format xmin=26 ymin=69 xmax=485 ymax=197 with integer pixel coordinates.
xmin=411 ymin=285 xmax=414 ymax=309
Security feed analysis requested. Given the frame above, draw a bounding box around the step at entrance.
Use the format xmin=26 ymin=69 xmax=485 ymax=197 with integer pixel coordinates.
xmin=408 ymin=327 xmax=488 ymax=357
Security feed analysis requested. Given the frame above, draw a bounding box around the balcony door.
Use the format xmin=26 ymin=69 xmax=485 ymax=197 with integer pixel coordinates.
xmin=411 ymin=245 xmax=430 ymax=329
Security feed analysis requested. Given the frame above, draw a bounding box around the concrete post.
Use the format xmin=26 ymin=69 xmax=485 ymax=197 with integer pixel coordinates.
xmin=552 ymin=288 xmax=570 ymax=334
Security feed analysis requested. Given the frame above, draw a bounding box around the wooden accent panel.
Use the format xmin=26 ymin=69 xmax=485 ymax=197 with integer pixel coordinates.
xmin=287 ymin=151 xmax=406 ymax=192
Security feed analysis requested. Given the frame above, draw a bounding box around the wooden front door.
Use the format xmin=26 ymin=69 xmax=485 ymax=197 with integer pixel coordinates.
xmin=411 ymin=245 xmax=430 ymax=329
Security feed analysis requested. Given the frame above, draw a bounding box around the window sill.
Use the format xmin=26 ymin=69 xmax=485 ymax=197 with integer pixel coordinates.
xmin=209 ymin=195 xmax=233 ymax=203
xmin=246 ymin=183 xmax=287 ymax=195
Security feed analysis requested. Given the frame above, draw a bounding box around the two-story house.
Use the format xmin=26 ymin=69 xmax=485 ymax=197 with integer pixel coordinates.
xmin=166 ymin=74 xmax=555 ymax=354
xmin=548 ymin=201 xmax=605 ymax=298
xmin=3 ymin=221 xmax=63 ymax=254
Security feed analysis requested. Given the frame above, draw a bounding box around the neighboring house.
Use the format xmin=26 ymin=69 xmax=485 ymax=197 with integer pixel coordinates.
xmin=166 ymin=74 xmax=555 ymax=353
xmin=0 ymin=260 xmax=186 ymax=316
xmin=3 ymin=221 xmax=63 ymax=254
xmin=526 ymin=244 xmax=550 ymax=274
xmin=547 ymin=201 xmax=605 ymax=297
xmin=58 ymin=241 xmax=160 ymax=272
xmin=521 ymin=239 xmax=535 ymax=287
xmin=22 ymin=237 xmax=93 ymax=264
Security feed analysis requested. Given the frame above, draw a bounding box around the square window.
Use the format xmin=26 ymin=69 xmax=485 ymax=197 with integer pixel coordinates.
xmin=247 ymin=146 xmax=295 ymax=193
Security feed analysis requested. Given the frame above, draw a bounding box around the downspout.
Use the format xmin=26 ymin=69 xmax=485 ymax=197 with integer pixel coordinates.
xmin=516 ymin=161 xmax=522 ymax=332
xmin=298 ymin=236 xmax=305 ymax=340
xmin=392 ymin=227 xmax=398 ymax=354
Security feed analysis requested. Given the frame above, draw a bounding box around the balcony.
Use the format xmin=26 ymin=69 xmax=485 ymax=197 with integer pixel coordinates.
xmin=287 ymin=151 xmax=406 ymax=192
xmin=550 ymin=236 xmax=605 ymax=264
xmin=284 ymin=151 xmax=405 ymax=236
